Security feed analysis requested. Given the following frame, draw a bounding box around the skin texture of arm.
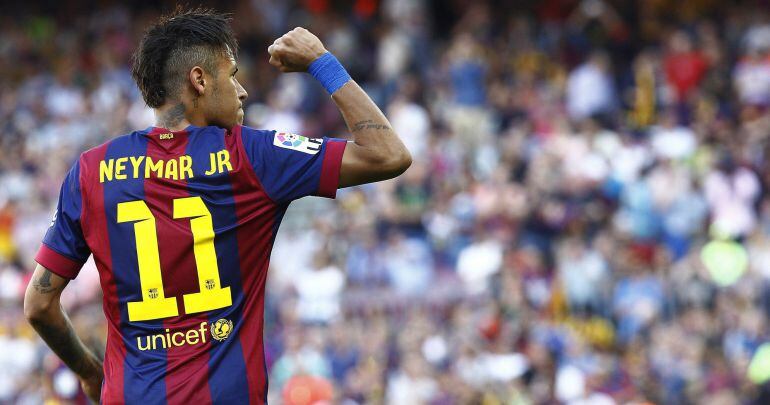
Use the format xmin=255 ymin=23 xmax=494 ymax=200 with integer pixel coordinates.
xmin=332 ymin=80 xmax=412 ymax=187
xmin=268 ymin=27 xmax=412 ymax=187
xmin=24 ymin=264 xmax=103 ymax=401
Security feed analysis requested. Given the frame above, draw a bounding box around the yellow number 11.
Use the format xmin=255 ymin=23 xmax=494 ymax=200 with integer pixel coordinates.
xmin=117 ymin=196 xmax=232 ymax=322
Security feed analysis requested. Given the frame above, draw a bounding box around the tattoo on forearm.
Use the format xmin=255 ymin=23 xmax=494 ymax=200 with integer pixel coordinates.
xmin=352 ymin=119 xmax=391 ymax=132
xmin=157 ymin=103 xmax=186 ymax=128
xmin=31 ymin=310 xmax=100 ymax=379
xmin=33 ymin=270 xmax=57 ymax=294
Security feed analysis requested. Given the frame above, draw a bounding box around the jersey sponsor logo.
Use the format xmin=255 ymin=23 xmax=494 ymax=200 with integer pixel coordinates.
xmin=159 ymin=133 xmax=174 ymax=140
xmin=273 ymin=132 xmax=323 ymax=155
xmin=136 ymin=321 xmax=210 ymax=351
xmin=211 ymin=318 xmax=233 ymax=341
xmin=135 ymin=318 xmax=234 ymax=351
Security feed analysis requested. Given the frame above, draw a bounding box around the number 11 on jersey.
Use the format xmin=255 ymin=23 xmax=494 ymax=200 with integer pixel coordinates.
xmin=117 ymin=196 xmax=232 ymax=322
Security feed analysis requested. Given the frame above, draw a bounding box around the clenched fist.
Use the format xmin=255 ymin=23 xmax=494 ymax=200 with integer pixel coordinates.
xmin=268 ymin=27 xmax=327 ymax=72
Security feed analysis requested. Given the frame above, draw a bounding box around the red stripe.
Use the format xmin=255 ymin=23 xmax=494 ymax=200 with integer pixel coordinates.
xmin=317 ymin=139 xmax=346 ymax=198
xmin=80 ymin=145 xmax=125 ymax=404
xmin=143 ymin=129 xmax=213 ymax=404
xmin=226 ymin=126 xmax=275 ymax=403
xmin=34 ymin=244 xmax=83 ymax=279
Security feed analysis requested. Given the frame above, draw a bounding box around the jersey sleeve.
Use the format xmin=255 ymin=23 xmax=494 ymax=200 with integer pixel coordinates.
xmin=34 ymin=160 xmax=90 ymax=279
xmin=241 ymin=126 xmax=347 ymax=203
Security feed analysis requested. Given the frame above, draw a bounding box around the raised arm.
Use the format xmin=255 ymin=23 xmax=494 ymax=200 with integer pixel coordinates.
xmin=267 ymin=27 xmax=412 ymax=187
xmin=24 ymin=264 xmax=103 ymax=402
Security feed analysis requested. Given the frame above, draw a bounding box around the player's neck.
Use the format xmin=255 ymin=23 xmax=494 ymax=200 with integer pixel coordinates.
xmin=153 ymin=102 xmax=204 ymax=132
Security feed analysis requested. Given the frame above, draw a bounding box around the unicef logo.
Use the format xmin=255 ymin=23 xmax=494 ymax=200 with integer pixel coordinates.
xmin=210 ymin=319 xmax=233 ymax=341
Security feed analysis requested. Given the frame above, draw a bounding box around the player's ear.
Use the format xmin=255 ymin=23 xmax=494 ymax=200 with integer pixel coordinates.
xmin=189 ymin=66 xmax=206 ymax=96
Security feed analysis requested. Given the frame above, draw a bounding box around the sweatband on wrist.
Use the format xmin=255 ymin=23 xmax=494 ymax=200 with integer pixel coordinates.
xmin=308 ymin=52 xmax=352 ymax=95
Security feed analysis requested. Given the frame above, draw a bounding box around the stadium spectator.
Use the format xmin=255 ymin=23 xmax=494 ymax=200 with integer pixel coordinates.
xmin=4 ymin=0 xmax=770 ymax=403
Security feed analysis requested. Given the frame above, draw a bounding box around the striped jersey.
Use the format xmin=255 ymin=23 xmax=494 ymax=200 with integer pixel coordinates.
xmin=34 ymin=125 xmax=347 ymax=404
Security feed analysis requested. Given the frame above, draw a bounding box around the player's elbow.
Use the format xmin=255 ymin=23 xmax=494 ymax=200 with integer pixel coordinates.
xmin=387 ymin=147 xmax=412 ymax=178
xmin=23 ymin=287 xmax=56 ymax=324
xmin=378 ymin=138 xmax=412 ymax=177
xmin=342 ymin=142 xmax=413 ymax=186
xmin=24 ymin=303 xmax=46 ymax=326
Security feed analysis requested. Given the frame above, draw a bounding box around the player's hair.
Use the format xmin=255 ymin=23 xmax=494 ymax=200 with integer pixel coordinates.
xmin=131 ymin=6 xmax=238 ymax=108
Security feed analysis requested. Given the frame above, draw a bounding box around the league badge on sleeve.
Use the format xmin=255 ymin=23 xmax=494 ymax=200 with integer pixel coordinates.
xmin=273 ymin=132 xmax=323 ymax=155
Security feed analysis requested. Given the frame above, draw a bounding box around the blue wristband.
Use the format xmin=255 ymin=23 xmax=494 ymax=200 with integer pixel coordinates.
xmin=308 ymin=52 xmax=352 ymax=95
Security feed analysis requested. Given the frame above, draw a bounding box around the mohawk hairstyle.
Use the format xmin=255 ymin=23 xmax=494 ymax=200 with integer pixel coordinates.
xmin=131 ymin=6 xmax=238 ymax=108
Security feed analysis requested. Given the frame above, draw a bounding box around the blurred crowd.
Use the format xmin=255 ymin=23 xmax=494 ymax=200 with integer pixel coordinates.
xmin=3 ymin=0 xmax=770 ymax=403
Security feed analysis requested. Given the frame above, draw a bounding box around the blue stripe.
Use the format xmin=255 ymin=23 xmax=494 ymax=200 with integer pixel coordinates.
xmin=102 ymin=131 xmax=168 ymax=404
xmin=184 ymin=126 xmax=250 ymax=402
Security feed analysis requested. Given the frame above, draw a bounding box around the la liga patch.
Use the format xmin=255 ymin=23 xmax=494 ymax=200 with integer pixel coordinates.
xmin=273 ymin=132 xmax=323 ymax=155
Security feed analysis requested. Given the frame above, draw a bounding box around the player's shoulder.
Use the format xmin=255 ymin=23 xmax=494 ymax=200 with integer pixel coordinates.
xmin=236 ymin=125 xmax=278 ymax=151
xmin=236 ymin=125 xmax=275 ymax=140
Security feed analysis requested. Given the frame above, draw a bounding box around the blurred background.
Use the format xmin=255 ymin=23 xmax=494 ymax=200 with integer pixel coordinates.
xmin=3 ymin=0 xmax=770 ymax=403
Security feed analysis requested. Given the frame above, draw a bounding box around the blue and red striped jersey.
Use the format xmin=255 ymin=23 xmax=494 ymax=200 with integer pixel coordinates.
xmin=34 ymin=125 xmax=346 ymax=404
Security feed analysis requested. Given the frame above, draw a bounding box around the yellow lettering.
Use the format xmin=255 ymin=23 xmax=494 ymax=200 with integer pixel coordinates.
xmin=165 ymin=329 xmax=172 ymax=349
xmin=217 ymin=150 xmax=233 ymax=173
xmin=137 ymin=336 xmax=151 ymax=351
xmin=171 ymin=331 xmax=185 ymax=346
xmin=199 ymin=321 xmax=208 ymax=343
xmin=180 ymin=155 xmax=193 ymax=180
xmin=145 ymin=157 xmax=164 ymax=178
xmin=165 ymin=159 xmax=178 ymax=180
xmin=135 ymin=321 xmax=220 ymax=350
xmin=99 ymin=159 xmax=114 ymax=183
xmin=185 ymin=329 xmax=199 ymax=345
xmin=205 ymin=153 xmax=217 ymax=175
xmin=152 ymin=334 xmax=166 ymax=350
xmin=115 ymin=157 xmax=128 ymax=180
xmin=129 ymin=156 xmax=145 ymax=178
